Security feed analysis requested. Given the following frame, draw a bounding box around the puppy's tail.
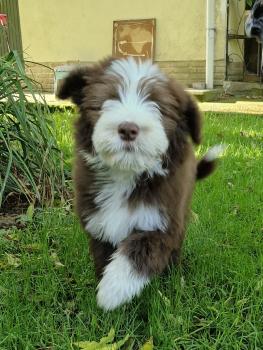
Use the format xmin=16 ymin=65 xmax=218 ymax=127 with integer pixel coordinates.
xmin=196 ymin=144 xmax=226 ymax=180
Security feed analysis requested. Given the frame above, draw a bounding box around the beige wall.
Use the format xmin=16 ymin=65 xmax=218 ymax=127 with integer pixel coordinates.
xmin=19 ymin=0 xmax=245 ymax=91
xmin=19 ymin=0 xmax=243 ymax=63
xmin=228 ymin=0 xmax=246 ymax=63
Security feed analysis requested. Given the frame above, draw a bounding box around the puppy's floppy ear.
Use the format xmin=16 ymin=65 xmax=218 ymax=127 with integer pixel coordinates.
xmin=183 ymin=95 xmax=202 ymax=145
xmin=168 ymin=79 xmax=202 ymax=145
xmin=56 ymin=67 xmax=88 ymax=105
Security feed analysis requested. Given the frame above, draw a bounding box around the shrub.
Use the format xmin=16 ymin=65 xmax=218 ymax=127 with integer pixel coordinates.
xmin=0 ymin=51 xmax=66 ymax=209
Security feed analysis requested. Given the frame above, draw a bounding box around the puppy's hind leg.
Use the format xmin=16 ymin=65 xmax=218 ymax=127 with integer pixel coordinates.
xmin=96 ymin=231 xmax=174 ymax=311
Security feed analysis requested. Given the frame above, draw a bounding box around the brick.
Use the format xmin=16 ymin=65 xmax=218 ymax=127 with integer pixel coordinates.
xmin=25 ymin=59 xmax=228 ymax=90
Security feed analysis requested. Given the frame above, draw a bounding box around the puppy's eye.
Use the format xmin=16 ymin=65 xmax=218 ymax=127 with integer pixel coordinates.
xmin=87 ymin=103 xmax=101 ymax=112
xmin=88 ymin=106 xmax=101 ymax=112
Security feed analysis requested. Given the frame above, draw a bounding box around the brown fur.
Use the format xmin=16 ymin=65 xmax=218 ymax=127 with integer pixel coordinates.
xmin=57 ymin=57 xmax=214 ymax=282
xmin=122 ymin=141 xmax=196 ymax=277
xmin=89 ymin=238 xmax=115 ymax=277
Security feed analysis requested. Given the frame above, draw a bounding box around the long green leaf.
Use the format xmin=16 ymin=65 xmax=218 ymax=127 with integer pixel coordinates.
xmin=0 ymin=51 xmax=67 ymax=208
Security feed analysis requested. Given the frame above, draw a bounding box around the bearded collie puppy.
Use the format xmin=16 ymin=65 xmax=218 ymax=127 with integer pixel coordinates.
xmin=57 ymin=57 xmax=223 ymax=311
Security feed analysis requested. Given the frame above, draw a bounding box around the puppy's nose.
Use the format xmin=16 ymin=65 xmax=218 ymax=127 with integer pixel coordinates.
xmin=118 ymin=122 xmax=139 ymax=141
xmin=251 ymin=25 xmax=261 ymax=37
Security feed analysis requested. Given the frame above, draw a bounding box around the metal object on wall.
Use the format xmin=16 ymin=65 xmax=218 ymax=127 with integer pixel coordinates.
xmin=206 ymin=0 xmax=215 ymax=89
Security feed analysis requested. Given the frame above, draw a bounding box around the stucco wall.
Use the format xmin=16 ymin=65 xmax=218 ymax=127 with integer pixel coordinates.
xmin=19 ymin=0 xmax=242 ymax=63
xmin=19 ymin=0 xmax=245 ymax=91
xmin=228 ymin=0 xmax=247 ymax=63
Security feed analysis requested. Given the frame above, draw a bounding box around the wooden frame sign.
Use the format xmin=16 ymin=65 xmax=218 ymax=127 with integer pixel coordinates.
xmin=113 ymin=18 xmax=156 ymax=61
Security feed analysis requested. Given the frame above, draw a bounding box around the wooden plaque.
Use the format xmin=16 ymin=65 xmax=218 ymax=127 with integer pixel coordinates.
xmin=113 ymin=19 xmax=156 ymax=61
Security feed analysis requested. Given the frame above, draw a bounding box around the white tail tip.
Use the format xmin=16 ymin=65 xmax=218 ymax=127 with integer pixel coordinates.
xmin=204 ymin=144 xmax=227 ymax=162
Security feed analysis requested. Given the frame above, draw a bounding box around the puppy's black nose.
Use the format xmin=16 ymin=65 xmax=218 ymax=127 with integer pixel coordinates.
xmin=118 ymin=122 xmax=139 ymax=141
xmin=251 ymin=25 xmax=261 ymax=37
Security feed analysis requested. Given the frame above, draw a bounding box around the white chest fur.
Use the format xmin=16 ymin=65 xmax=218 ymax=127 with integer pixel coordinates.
xmin=85 ymin=173 xmax=167 ymax=247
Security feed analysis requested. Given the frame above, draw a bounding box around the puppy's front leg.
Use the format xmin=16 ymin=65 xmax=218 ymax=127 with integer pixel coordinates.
xmin=97 ymin=231 xmax=175 ymax=311
xmin=89 ymin=238 xmax=116 ymax=278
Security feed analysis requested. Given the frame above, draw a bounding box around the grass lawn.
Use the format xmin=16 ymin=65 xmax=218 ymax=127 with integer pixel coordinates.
xmin=0 ymin=112 xmax=262 ymax=349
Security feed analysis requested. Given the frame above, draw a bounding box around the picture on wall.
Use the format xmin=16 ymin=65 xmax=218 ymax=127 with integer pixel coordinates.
xmin=113 ymin=18 xmax=156 ymax=61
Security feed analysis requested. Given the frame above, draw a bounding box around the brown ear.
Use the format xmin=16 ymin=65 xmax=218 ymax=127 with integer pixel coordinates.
xmin=56 ymin=67 xmax=88 ymax=105
xmin=56 ymin=57 xmax=115 ymax=106
xmin=168 ymin=79 xmax=202 ymax=145
xmin=183 ymin=95 xmax=202 ymax=145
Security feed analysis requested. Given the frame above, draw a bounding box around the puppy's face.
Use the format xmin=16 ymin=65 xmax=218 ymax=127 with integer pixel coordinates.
xmin=58 ymin=57 xmax=201 ymax=173
xmin=245 ymin=0 xmax=263 ymax=43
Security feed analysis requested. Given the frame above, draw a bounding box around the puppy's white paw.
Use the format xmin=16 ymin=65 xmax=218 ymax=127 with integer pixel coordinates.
xmin=96 ymin=251 xmax=149 ymax=311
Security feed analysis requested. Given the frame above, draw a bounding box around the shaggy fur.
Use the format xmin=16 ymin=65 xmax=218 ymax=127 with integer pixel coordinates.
xmin=57 ymin=57 xmax=222 ymax=310
xmin=245 ymin=0 xmax=263 ymax=43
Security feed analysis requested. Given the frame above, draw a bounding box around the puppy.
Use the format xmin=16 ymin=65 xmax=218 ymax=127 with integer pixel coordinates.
xmin=245 ymin=0 xmax=263 ymax=43
xmin=57 ymin=57 xmax=223 ymax=310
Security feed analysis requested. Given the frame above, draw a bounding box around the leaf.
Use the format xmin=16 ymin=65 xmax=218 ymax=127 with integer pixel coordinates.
xmin=4 ymin=232 xmax=20 ymax=242
xmin=174 ymin=315 xmax=183 ymax=325
xmin=207 ymin=306 xmax=219 ymax=314
xmin=0 ymin=260 xmax=8 ymax=269
xmin=0 ymin=253 xmax=21 ymax=270
xmin=157 ymin=290 xmax=171 ymax=307
xmin=99 ymin=334 xmax=130 ymax=350
xmin=140 ymin=337 xmax=154 ymax=350
xmin=231 ymin=205 xmax=240 ymax=216
xmin=54 ymin=261 xmax=65 ymax=268
xmin=6 ymin=253 xmax=21 ymax=267
xmin=26 ymin=203 xmax=35 ymax=221
xmin=50 ymin=252 xmax=65 ymax=268
xmin=190 ymin=210 xmax=199 ymax=224
xmin=74 ymin=341 xmax=100 ymax=349
xmin=21 ymin=243 xmax=42 ymax=252
xmin=17 ymin=203 xmax=35 ymax=225
xmin=113 ymin=334 xmax=130 ymax=349
xmin=99 ymin=328 xmax=115 ymax=344
xmin=256 ymin=279 xmax=263 ymax=291
xmin=236 ymin=298 xmax=248 ymax=307
xmin=74 ymin=329 xmax=129 ymax=350
xmin=180 ymin=276 xmax=186 ymax=288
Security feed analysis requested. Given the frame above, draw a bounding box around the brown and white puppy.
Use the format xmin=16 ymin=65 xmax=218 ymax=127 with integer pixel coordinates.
xmin=57 ymin=57 xmax=223 ymax=311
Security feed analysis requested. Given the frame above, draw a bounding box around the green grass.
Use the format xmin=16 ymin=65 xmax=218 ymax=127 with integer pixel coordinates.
xmin=0 ymin=112 xmax=262 ymax=349
xmin=52 ymin=109 xmax=75 ymax=175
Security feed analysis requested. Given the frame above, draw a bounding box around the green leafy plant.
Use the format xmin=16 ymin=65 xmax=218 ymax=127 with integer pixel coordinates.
xmin=246 ymin=0 xmax=255 ymax=6
xmin=246 ymin=0 xmax=256 ymax=7
xmin=0 ymin=51 xmax=66 ymax=209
